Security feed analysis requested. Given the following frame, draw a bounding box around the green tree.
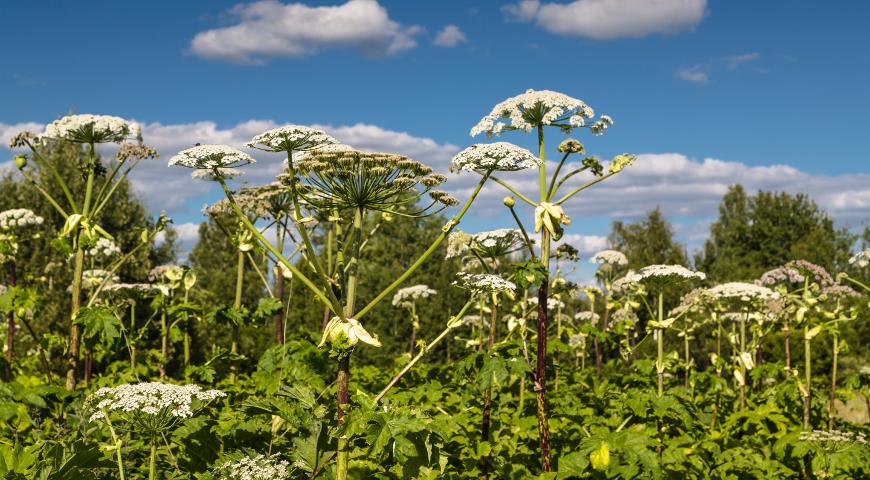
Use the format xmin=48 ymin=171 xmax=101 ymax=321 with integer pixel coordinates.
xmin=698 ymin=185 xmax=854 ymax=281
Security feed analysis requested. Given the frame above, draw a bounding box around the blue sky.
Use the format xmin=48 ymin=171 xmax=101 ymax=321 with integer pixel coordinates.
xmin=2 ymin=0 xmax=869 ymax=278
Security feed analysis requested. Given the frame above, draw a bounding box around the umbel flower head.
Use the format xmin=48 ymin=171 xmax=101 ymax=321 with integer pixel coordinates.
xmin=629 ymin=264 xmax=706 ymax=286
xmin=708 ymin=282 xmax=778 ymax=303
xmin=191 ymin=168 xmax=244 ymax=181
xmin=81 ymin=269 xmax=119 ymax=290
xmin=470 ymin=89 xmax=606 ymax=137
xmin=447 ymin=228 xmax=527 ymax=260
xmin=85 ymin=237 xmax=121 ymax=261
xmin=38 ymin=114 xmax=132 ymax=144
xmin=85 ymin=382 xmax=225 ymax=425
xmin=453 ymin=272 xmax=517 ymax=298
xmin=392 ymin=284 xmax=437 ymax=309
xmin=0 ymin=208 xmax=44 ymax=230
xmin=756 ymin=260 xmax=834 ymax=287
xmin=246 ymin=125 xmax=338 ymax=153
xmin=287 ymin=146 xmax=452 ymax=214
xmin=849 ymin=249 xmax=870 ymax=268
xmin=590 ymin=250 xmax=628 ymax=268
xmin=450 ymin=142 xmax=542 ymax=173
xmin=169 ymin=144 xmax=256 ymax=171
xmin=215 ymin=454 xmax=291 ymax=480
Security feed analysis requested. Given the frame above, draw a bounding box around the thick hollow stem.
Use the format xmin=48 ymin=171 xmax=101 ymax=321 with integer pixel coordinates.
xmin=480 ymin=293 xmax=499 ymax=480
xmin=828 ymin=334 xmax=838 ymax=430
xmin=66 ymin=247 xmax=86 ymax=390
xmin=274 ymin=270 xmax=285 ymax=344
xmin=784 ymin=316 xmax=791 ymax=371
xmin=656 ymin=292 xmax=664 ymax=398
xmin=533 ymin=125 xmax=553 ymax=473
xmin=739 ymin=318 xmax=746 ymax=411
xmin=159 ymin=305 xmax=168 ymax=379
xmin=106 ymin=419 xmax=126 ymax=480
xmin=803 ymin=333 xmax=812 ymax=430
xmin=148 ymin=442 xmax=157 ymax=480
xmin=4 ymin=262 xmax=16 ymax=382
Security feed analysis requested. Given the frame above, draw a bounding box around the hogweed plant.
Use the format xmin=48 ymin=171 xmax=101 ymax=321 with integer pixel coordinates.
xmin=470 ymin=88 xmax=635 ymax=471
xmin=391 ymin=284 xmax=437 ymax=354
xmin=170 ymin=124 xmax=519 ymax=479
xmin=621 ymin=265 xmax=705 ymax=398
xmin=85 ymin=381 xmax=224 ymax=480
xmin=705 ymin=282 xmax=778 ymax=410
xmin=0 ymin=208 xmax=44 ymax=381
xmin=758 ymin=260 xmax=835 ymax=429
xmin=10 ymin=114 xmax=158 ymax=389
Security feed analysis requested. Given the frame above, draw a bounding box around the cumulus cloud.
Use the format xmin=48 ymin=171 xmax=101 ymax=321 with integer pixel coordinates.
xmin=190 ymin=0 xmax=421 ymax=63
xmin=503 ymin=0 xmax=706 ymax=39
xmin=433 ymin=25 xmax=468 ymax=47
xmin=677 ymin=52 xmax=762 ymax=84
xmin=557 ymin=233 xmax=609 ymax=254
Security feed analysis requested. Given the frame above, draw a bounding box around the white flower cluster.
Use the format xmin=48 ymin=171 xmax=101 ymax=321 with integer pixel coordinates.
xmin=149 ymin=264 xmax=184 ymax=283
xmin=446 ymin=231 xmax=471 ymax=259
xmin=849 ymin=249 xmax=870 ymax=268
xmin=707 ymin=282 xmax=778 ymax=302
xmin=589 ymin=249 xmax=628 ymax=267
xmin=102 ymin=283 xmax=161 ymax=296
xmin=0 ymin=209 xmax=44 ymax=230
xmin=392 ymin=284 xmax=437 ymax=308
xmin=86 ymin=237 xmax=121 ymax=260
xmin=631 ymin=265 xmax=706 ymax=284
xmin=81 ymin=269 xmax=119 ymax=289
xmin=800 ymin=429 xmax=868 ymax=445
xmin=453 ymin=272 xmax=517 ymax=296
xmin=169 ymin=145 xmax=255 ymax=169
xmin=470 ymin=89 xmax=595 ymax=137
xmin=473 ymin=229 xmax=520 ymax=249
xmin=39 ymin=114 xmax=131 ymax=144
xmin=245 ymin=125 xmax=337 ymax=152
xmin=574 ymin=311 xmax=600 ymax=322
xmin=86 ymin=382 xmax=225 ymax=422
xmin=526 ymin=296 xmax=566 ymax=310
xmin=450 ymin=142 xmax=542 ymax=173
xmin=215 ymin=454 xmax=290 ymax=480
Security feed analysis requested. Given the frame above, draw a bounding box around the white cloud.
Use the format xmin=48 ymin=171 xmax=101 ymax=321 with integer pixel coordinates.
xmin=190 ymin=0 xmax=421 ymax=63
xmin=677 ymin=52 xmax=762 ymax=84
xmin=557 ymin=233 xmax=609 ymax=254
xmin=504 ymin=0 xmax=706 ymax=40
xmin=677 ymin=66 xmax=708 ymax=84
xmin=433 ymin=25 xmax=468 ymax=47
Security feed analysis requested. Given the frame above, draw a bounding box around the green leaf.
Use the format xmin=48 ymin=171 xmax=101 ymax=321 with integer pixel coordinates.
xmin=77 ymin=306 xmax=121 ymax=346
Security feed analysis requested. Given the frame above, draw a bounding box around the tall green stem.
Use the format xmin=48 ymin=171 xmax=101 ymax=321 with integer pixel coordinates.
xmin=230 ymin=250 xmax=244 ymax=384
xmin=480 ymin=292 xmax=498 ymax=480
xmin=336 ymin=208 xmax=363 ymax=480
xmin=829 ymin=333 xmax=838 ymax=430
xmin=739 ymin=316 xmax=746 ymax=411
xmin=656 ymin=292 xmax=664 ymax=398
xmin=148 ymin=442 xmax=157 ymax=480
xmin=105 ymin=419 xmax=126 ymax=480
xmin=803 ymin=329 xmax=812 ymax=430
xmin=66 ymin=142 xmax=97 ymax=390
xmin=533 ymin=125 xmax=553 ymax=473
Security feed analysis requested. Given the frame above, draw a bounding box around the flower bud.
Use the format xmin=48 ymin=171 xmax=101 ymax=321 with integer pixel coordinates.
xmin=503 ymin=196 xmax=516 ymax=208
xmin=13 ymin=155 xmax=27 ymax=169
